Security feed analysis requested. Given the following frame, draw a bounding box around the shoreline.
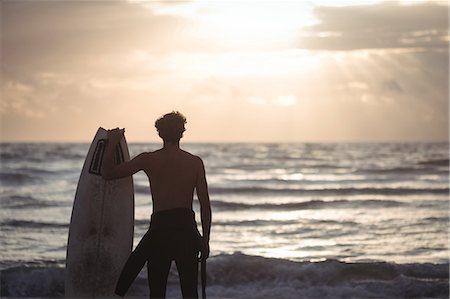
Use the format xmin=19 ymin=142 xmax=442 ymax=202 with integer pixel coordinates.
xmin=2 ymin=253 xmax=449 ymax=298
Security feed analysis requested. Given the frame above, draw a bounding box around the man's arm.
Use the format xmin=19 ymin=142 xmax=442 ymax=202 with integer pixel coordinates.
xmin=101 ymin=128 xmax=146 ymax=180
xmin=196 ymin=157 xmax=211 ymax=259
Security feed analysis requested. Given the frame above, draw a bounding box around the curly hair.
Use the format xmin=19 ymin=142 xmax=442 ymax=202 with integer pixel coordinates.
xmin=154 ymin=111 xmax=187 ymax=143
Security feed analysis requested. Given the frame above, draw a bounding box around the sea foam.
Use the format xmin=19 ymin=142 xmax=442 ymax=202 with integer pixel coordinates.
xmin=1 ymin=253 xmax=448 ymax=298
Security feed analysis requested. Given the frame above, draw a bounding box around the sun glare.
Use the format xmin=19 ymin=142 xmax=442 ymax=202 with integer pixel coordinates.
xmin=152 ymin=1 xmax=317 ymax=49
xmin=168 ymin=50 xmax=323 ymax=79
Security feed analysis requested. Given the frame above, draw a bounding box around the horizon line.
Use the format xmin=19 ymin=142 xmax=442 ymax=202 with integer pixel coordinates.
xmin=1 ymin=140 xmax=448 ymax=144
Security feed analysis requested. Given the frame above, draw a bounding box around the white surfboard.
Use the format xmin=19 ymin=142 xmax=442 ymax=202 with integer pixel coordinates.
xmin=65 ymin=127 xmax=134 ymax=297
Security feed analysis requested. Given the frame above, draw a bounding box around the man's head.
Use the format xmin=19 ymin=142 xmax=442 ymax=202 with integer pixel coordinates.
xmin=155 ymin=111 xmax=187 ymax=143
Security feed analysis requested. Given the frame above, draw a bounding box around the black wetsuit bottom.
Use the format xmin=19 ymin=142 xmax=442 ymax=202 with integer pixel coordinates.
xmin=115 ymin=208 xmax=203 ymax=299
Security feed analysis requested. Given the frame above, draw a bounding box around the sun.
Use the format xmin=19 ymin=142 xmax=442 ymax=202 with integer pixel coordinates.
xmin=151 ymin=1 xmax=318 ymax=49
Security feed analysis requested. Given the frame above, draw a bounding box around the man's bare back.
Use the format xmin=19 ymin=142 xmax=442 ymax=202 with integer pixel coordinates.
xmin=142 ymin=147 xmax=203 ymax=212
xmin=103 ymin=142 xmax=209 ymax=216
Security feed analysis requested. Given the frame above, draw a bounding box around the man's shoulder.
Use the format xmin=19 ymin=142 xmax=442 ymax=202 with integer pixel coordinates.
xmin=180 ymin=149 xmax=203 ymax=162
xmin=148 ymin=149 xmax=162 ymax=154
xmin=135 ymin=151 xmax=157 ymax=161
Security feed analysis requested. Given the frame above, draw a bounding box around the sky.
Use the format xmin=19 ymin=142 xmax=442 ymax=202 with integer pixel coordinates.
xmin=1 ymin=0 xmax=449 ymax=142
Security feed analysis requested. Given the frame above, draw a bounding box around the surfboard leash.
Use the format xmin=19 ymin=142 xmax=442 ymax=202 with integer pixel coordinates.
xmin=201 ymin=257 xmax=207 ymax=299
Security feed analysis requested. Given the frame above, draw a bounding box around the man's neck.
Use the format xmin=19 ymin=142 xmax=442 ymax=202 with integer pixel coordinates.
xmin=163 ymin=141 xmax=180 ymax=150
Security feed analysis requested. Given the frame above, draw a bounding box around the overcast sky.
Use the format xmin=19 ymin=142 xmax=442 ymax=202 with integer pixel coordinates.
xmin=1 ymin=0 xmax=448 ymax=142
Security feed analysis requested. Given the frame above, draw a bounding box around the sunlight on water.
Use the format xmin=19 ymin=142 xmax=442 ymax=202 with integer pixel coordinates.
xmin=0 ymin=142 xmax=448 ymax=265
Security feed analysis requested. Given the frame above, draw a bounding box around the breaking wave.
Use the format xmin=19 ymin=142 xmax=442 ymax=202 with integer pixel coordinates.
xmin=1 ymin=253 xmax=448 ymax=298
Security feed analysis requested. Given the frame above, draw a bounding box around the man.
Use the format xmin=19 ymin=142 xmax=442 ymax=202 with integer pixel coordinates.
xmin=102 ymin=111 xmax=211 ymax=298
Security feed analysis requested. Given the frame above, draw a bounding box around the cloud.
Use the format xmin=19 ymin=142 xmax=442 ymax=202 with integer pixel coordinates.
xmin=1 ymin=81 xmax=45 ymax=118
xmin=380 ymin=80 xmax=403 ymax=93
xmin=1 ymin=0 xmax=197 ymax=122
xmin=2 ymin=1 xmax=193 ymax=74
xmin=300 ymin=2 xmax=449 ymax=50
xmin=346 ymin=81 xmax=369 ymax=90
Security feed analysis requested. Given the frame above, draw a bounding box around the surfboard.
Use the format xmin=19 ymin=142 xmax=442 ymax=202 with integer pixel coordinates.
xmin=65 ymin=127 xmax=134 ymax=297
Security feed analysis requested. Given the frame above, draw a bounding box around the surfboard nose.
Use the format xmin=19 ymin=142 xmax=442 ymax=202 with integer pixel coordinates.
xmin=89 ymin=139 xmax=125 ymax=176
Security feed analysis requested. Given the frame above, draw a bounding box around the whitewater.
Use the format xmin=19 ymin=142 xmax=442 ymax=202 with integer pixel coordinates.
xmin=1 ymin=142 xmax=448 ymax=298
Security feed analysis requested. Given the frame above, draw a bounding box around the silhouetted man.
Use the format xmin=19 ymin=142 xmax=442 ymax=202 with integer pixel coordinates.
xmin=102 ymin=111 xmax=211 ymax=298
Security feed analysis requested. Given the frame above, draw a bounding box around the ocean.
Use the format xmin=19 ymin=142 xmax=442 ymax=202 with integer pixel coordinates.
xmin=0 ymin=142 xmax=449 ymax=298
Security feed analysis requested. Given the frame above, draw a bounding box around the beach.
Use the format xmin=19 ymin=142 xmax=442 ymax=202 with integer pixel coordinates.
xmin=1 ymin=142 xmax=449 ymax=298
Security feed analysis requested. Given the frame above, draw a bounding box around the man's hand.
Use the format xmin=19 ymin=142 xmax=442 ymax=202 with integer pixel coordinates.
xmin=107 ymin=128 xmax=125 ymax=145
xmin=199 ymin=237 xmax=210 ymax=261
